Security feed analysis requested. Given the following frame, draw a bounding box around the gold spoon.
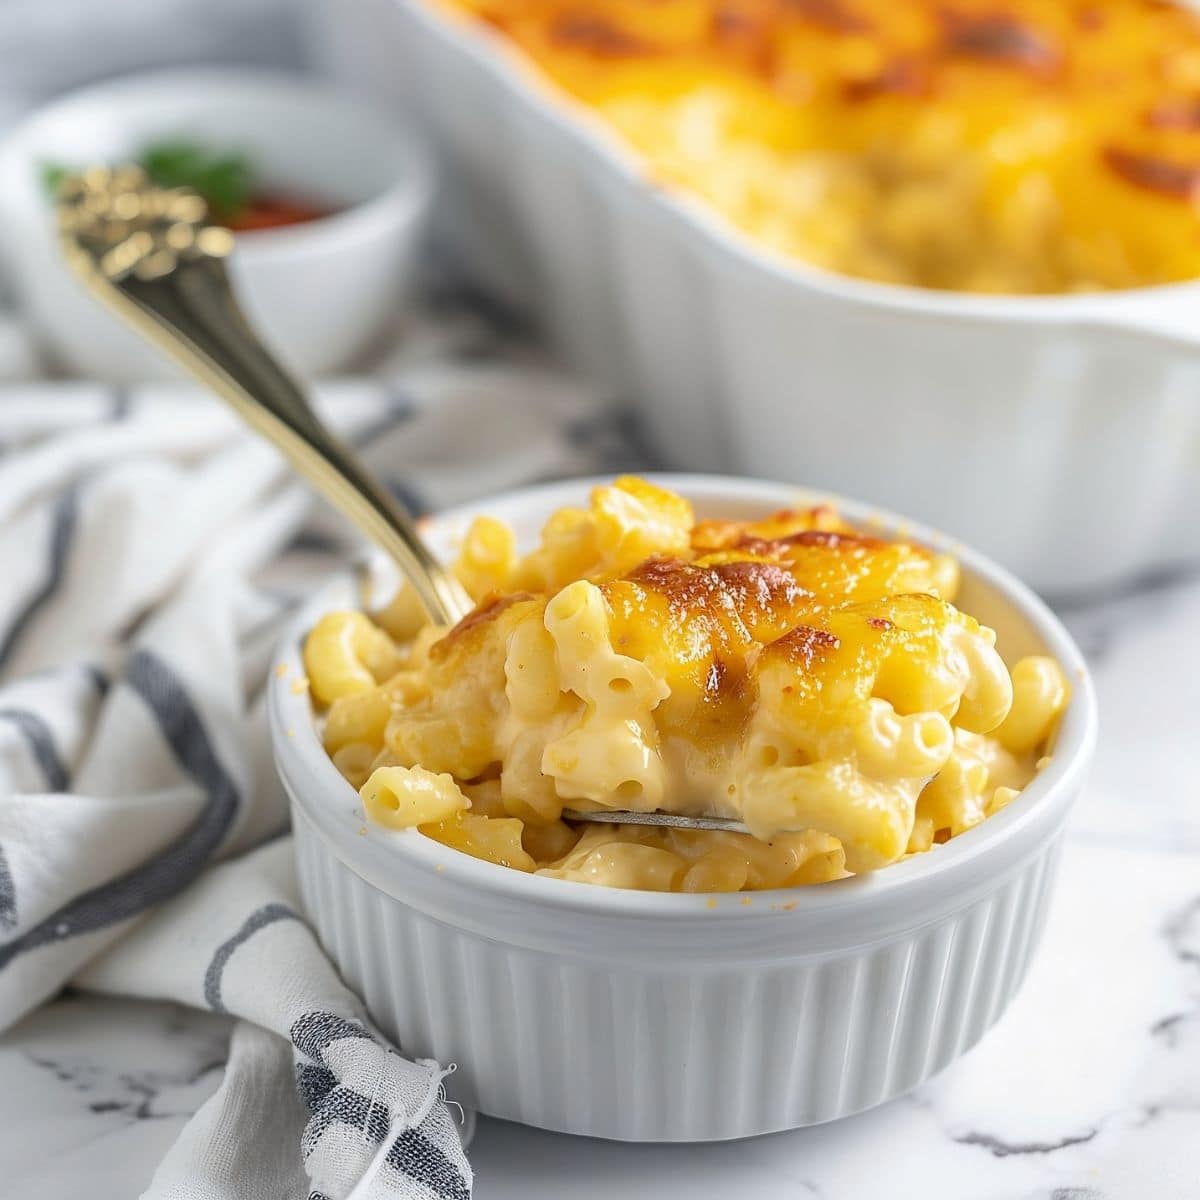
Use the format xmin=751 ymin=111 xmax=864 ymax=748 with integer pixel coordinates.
xmin=56 ymin=165 xmax=471 ymax=628
xmin=57 ymin=168 xmax=770 ymax=837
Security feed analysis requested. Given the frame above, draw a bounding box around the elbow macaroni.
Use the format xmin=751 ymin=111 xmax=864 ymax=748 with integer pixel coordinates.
xmin=361 ymin=765 xmax=470 ymax=829
xmin=304 ymin=476 xmax=1069 ymax=892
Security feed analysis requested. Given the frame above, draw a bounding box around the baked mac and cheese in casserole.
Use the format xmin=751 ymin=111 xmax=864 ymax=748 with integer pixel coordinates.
xmin=437 ymin=0 xmax=1200 ymax=293
xmin=303 ymin=478 xmax=1069 ymax=893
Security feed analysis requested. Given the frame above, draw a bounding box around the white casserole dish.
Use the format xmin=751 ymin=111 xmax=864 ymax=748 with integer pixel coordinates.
xmin=312 ymin=0 xmax=1200 ymax=596
xmin=269 ymin=475 xmax=1098 ymax=1142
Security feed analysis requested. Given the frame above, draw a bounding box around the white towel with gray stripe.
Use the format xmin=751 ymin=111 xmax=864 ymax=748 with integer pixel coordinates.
xmin=0 ymin=301 xmax=637 ymax=1199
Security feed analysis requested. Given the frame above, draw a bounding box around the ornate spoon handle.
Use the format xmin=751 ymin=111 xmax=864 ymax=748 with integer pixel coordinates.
xmin=57 ymin=166 xmax=471 ymax=626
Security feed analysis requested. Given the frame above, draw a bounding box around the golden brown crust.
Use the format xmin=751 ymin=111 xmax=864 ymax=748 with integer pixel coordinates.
xmin=785 ymin=0 xmax=869 ymax=34
xmin=621 ymin=555 xmax=810 ymax=630
xmin=604 ymin=555 xmax=815 ymax=718
xmin=940 ymin=11 xmax=1060 ymax=73
xmin=732 ymin=528 xmax=885 ymax=555
xmin=430 ymin=592 xmax=534 ymax=661
xmin=1147 ymin=98 xmax=1200 ymax=130
xmin=423 ymin=499 xmax=960 ymax=759
xmin=765 ymin=624 xmax=841 ymax=670
xmin=548 ymin=13 xmax=648 ymax=57
xmin=453 ymin=1 xmax=1126 ymax=95
xmin=445 ymin=0 xmax=1200 ymax=285
xmin=1103 ymin=146 xmax=1200 ymax=199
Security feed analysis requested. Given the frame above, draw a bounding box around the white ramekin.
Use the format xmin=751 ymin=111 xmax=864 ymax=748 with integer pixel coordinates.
xmin=269 ymin=475 xmax=1098 ymax=1142
xmin=312 ymin=0 xmax=1200 ymax=595
xmin=0 ymin=68 xmax=431 ymax=380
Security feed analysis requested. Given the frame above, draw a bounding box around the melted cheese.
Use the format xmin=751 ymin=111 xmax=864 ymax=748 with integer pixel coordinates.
xmin=306 ymin=477 xmax=1069 ymax=890
xmin=437 ymin=0 xmax=1200 ymax=292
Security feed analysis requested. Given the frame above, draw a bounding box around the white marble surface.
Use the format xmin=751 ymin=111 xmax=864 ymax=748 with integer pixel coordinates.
xmin=3 ymin=573 xmax=1199 ymax=1199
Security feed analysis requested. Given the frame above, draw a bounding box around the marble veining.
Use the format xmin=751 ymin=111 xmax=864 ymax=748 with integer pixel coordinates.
xmin=19 ymin=999 xmax=228 ymax=1125
xmin=2 ymin=573 xmax=1198 ymax=1199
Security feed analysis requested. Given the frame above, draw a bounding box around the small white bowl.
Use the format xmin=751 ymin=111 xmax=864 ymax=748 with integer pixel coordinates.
xmin=270 ymin=475 xmax=1098 ymax=1142
xmin=0 ymin=68 xmax=431 ymax=380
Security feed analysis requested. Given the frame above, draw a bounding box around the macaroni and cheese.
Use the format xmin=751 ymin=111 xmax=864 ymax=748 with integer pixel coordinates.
xmin=304 ymin=477 xmax=1069 ymax=892
xmin=437 ymin=0 xmax=1200 ymax=293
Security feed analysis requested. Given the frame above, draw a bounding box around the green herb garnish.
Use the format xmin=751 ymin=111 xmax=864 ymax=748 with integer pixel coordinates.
xmin=41 ymin=138 xmax=256 ymax=221
xmin=139 ymin=140 xmax=254 ymax=221
xmin=41 ymin=162 xmax=69 ymax=197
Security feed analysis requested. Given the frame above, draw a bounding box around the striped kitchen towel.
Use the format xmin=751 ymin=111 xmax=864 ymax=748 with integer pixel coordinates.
xmin=0 ymin=299 xmax=642 ymax=1199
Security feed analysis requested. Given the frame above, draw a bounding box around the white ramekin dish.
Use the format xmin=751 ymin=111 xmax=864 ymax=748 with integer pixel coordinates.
xmin=312 ymin=0 xmax=1200 ymax=596
xmin=0 ymin=68 xmax=431 ymax=381
xmin=270 ymin=474 xmax=1098 ymax=1142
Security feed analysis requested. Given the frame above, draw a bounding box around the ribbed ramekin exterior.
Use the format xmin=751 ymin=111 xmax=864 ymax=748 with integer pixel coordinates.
xmin=293 ymin=805 xmax=1065 ymax=1141
xmin=315 ymin=0 xmax=1200 ymax=595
